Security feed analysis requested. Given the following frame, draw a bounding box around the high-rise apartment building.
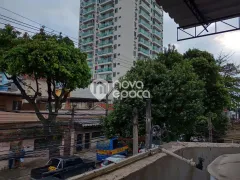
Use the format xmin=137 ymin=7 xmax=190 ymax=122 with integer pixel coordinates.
xmin=79 ymin=0 xmax=163 ymax=81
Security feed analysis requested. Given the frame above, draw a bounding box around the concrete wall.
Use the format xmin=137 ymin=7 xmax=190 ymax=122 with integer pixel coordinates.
xmin=88 ymin=143 xmax=240 ymax=180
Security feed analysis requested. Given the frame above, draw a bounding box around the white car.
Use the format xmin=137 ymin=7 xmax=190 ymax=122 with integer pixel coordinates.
xmin=100 ymin=155 xmax=126 ymax=167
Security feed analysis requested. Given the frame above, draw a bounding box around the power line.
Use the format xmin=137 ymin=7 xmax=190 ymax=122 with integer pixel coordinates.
xmin=0 ymin=6 xmax=79 ymax=41
xmin=0 ymin=22 xmax=36 ymax=34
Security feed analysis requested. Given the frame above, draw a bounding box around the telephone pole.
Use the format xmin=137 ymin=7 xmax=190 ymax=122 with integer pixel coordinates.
xmin=208 ymin=117 xmax=213 ymax=143
xmin=133 ymin=108 xmax=138 ymax=155
xmin=145 ymin=98 xmax=152 ymax=150
xmin=105 ymin=87 xmax=114 ymax=117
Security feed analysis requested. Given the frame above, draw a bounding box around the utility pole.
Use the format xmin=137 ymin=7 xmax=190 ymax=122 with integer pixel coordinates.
xmin=69 ymin=105 xmax=76 ymax=155
xmin=105 ymin=87 xmax=114 ymax=117
xmin=145 ymin=98 xmax=152 ymax=150
xmin=133 ymin=108 xmax=138 ymax=155
xmin=208 ymin=117 xmax=213 ymax=143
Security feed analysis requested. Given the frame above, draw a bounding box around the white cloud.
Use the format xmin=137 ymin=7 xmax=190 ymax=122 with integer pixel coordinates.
xmin=214 ymin=31 xmax=240 ymax=51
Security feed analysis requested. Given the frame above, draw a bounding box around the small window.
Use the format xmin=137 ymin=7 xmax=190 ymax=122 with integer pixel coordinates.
xmin=117 ymin=63 xmax=120 ymax=65
xmin=118 ymin=35 xmax=121 ymax=37
xmin=117 ymin=72 xmax=120 ymax=75
xmin=114 ymin=44 xmax=117 ymax=49
xmin=115 ymin=0 xmax=118 ymax=4
xmin=118 ymin=53 xmax=120 ymax=56
xmin=118 ymin=44 xmax=120 ymax=46
xmin=113 ymin=63 xmax=116 ymax=67
xmin=119 ymin=16 xmax=121 ymax=19
xmin=115 ymin=26 xmax=117 ymax=31
xmin=119 ymin=7 xmax=122 ymax=10
xmin=115 ymin=17 xmax=118 ymax=22
xmin=113 ymin=72 xmax=116 ymax=77
xmin=118 ymin=25 xmax=121 ymax=28
xmin=92 ymin=132 xmax=101 ymax=138
xmin=114 ymin=54 xmax=117 ymax=58
xmin=114 ymin=35 xmax=117 ymax=40
xmin=115 ymin=8 xmax=118 ymax=13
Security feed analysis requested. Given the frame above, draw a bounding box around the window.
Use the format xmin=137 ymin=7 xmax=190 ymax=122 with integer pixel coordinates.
xmin=114 ymin=35 xmax=117 ymax=40
xmin=113 ymin=63 xmax=116 ymax=67
xmin=118 ymin=44 xmax=120 ymax=46
xmin=118 ymin=53 xmax=120 ymax=56
xmin=115 ymin=8 xmax=118 ymax=13
xmin=115 ymin=0 xmax=118 ymax=4
xmin=92 ymin=132 xmax=101 ymax=138
xmin=115 ymin=26 xmax=117 ymax=31
xmin=115 ymin=17 xmax=118 ymax=22
xmin=117 ymin=63 xmax=120 ymax=65
xmin=114 ymin=53 xmax=117 ymax=58
xmin=113 ymin=72 xmax=116 ymax=77
xmin=114 ymin=44 xmax=117 ymax=49
xmin=119 ymin=16 xmax=121 ymax=19
xmin=117 ymin=72 xmax=120 ymax=75
xmin=134 ymin=31 xmax=136 ymax=37
xmin=118 ymin=35 xmax=121 ymax=37
xmin=119 ymin=7 xmax=122 ymax=10
xmin=118 ymin=25 xmax=121 ymax=28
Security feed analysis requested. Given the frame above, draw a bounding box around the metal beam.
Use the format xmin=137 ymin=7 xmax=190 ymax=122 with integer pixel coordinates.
xmin=177 ymin=16 xmax=240 ymax=41
xmin=183 ymin=0 xmax=209 ymax=32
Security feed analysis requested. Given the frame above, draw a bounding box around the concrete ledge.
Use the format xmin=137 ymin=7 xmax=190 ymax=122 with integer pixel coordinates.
xmin=68 ymin=142 xmax=240 ymax=180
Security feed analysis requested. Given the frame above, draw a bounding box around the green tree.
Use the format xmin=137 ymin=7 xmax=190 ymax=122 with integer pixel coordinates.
xmin=0 ymin=25 xmax=91 ymax=133
xmin=104 ymin=55 xmax=205 ymax=141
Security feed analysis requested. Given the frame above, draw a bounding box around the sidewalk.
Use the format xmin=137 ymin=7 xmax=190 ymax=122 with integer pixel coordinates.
xmin=0 ymin=158 xmax=47 ymax=180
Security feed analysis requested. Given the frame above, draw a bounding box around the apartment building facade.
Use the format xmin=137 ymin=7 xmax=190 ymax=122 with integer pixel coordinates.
xmin=79 ymin=0 xmax=163 ymax=81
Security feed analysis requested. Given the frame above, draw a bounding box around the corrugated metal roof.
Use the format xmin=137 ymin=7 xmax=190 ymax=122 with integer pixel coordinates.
xmin=156 ymin=0 xmax=240 ymax=28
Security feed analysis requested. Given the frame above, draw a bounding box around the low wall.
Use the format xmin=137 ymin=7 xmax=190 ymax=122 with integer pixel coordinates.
xmin=71 ymin=142 xmax=240 ymax=180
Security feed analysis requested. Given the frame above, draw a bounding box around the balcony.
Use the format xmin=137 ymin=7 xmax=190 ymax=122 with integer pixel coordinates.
xmin=152 ymin=22 xmax=162 ymax=31
xmin=139 ymin=10 xmax=151 ymax=22
xmin=83 ymin=7 xmax=95 ymax=15
xmin=97 ymin=67 xmax=112 ymax=73
xmin=152 ymin=46 xmax=160 ymax=52
xmin=82 ymin=46 xmax=94 ymax=52
xmin=99 ymin=40 xmax=113 ymax=47
xmin=82 ymin=14 xmax=94 ymax=22
xmin=98 ymin=48 xmax=113 ymax=56
xmin=100 ymin=4 xmax=114 ymax=13
xmin=139 ymin=19 xmax=151 ymax=30
xmin=99 ymin=21 xmax=114 ymax=30
xmin=82 ymin=38 xmax=94 ymax=45
xmin=81 ymin=30 xmax=94 ymax=37
xmin=98 ymin=57 xmax=112 ymax=64
xmin=83 ymin=0 xmax=95 ymax=8
xmin=87 ymin=61 xmax=93 ymax=67
xmin=138 ymin=47 xmax=150 ymax=56
xmin=87 ymin=53 xmax=93 ymax=59
xmin=153 ymin=38 xmax=162 ymax=46
xmin=98 ymin=30 xmax=114 ymax=38
xmin=138 ymin=38 xmax=150 ymax=48
xmin=138 ymin=28 xmax=150 ymax=39
xmin=82 ymin=23 xmax=94 ymax=30
xmin=153 ymin=29 xmax=162 ymax=39
xmin=139 ymin=1 xmax=151 ymax=12
xmin=99 ymin=12 xmax=114 ymax=21
xmin=153 ymin=13 xmax=163 ymax=24
xmin=99 ymin=0 xmax=113 ymax=5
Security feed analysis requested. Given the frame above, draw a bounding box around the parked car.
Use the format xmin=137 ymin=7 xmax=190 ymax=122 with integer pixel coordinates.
xmin=30 ymin=156 xmax=95 ymax=180
xmin=100 ymin=155 xmax=126 ymax=167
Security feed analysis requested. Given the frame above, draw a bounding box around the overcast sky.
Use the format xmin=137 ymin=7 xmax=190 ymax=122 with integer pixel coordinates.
xmin=1 ymin=0 xmax=240 ymax=64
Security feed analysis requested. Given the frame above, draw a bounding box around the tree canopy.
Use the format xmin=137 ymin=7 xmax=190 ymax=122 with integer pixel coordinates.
xmin=104 ymin=47 xmax=231 ymax=141
xmin=0 ymin=25 xmax=91 ymax=127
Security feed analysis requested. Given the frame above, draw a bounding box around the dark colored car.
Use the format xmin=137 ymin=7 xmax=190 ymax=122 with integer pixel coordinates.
xmin=31 ymin=156 xmax=95 ymax=180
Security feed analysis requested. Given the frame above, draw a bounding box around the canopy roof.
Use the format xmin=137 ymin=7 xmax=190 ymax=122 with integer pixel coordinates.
xmin=156 ymin=0 xmax=240 ymax=28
